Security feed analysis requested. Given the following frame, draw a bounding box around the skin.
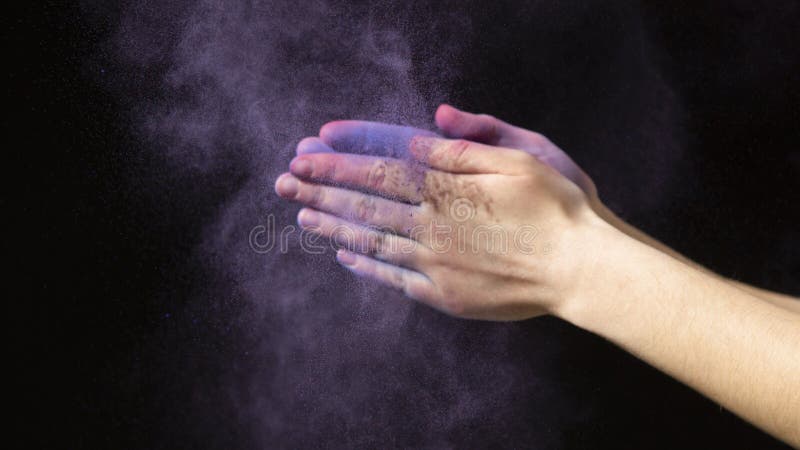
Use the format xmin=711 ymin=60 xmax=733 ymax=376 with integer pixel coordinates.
xmin=275 ymin=105 xmax=800 ymax=446
xmin=434 ymin=104 xmax=800 ymax=314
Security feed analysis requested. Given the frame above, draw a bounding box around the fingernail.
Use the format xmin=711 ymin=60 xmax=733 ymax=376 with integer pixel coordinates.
xmin=336 ymin=249 xmax=357 ymax=266
xmin=297 ymin=208 xmax=318 ymax=227
xmin=275 ymin=174 xmax=299 ymax=198
xmin=290 ymin=157 xmax=313 ymax=177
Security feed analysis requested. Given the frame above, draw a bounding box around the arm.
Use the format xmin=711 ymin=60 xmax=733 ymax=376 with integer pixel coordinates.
xmin=435 ymin=104 xmax=800 ymax=314
xmin=591 ymin=199 xmax=800 ymax=314
xmin=558 ymin=216 xmax=800 ymax=446
xmin=276 ymin=118 xmax=800 ymax=446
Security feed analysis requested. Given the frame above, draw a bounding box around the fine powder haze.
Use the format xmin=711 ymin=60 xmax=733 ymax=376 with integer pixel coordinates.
xmin=102 ymin=0 xmax=707 ymax=448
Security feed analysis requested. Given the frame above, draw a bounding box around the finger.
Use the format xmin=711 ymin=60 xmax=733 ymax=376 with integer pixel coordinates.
xmin=335 ymin=249 xmax=438 ymax=306
xmin=435 ymin=104 xmax=595 ymax=194
xmin=297 ymin=208 xmax=430 ymax=269
xmin=409 ymin=136 xmax=536 ymax=175
xmin=435 ymin=104 xmax=504 ymax=144
xmin=296 ymin=136 xmax=334 ymax=155
xmin=275 ymin=173 xmax=423 ymax=235
xmin=289 ymin=153 xmax=426 ymax=203
xmin=434 ymin=104 xmax=551 ymax=151
xmin=319 ymin=120 xmax=438 ymax=158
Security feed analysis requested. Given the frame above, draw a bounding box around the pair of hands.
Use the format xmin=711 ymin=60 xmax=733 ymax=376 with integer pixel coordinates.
xmin=276 ymin=106 xmax=800 ymax=446
xmin=275 ymin=104 xmax=607 ymax=321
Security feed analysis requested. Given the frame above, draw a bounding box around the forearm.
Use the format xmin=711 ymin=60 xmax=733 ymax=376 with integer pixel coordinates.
xmin=590 ymin=199 xmax=800 ymax=314
xmin=294 ymin=116 xmax=800 ymax=443
xmin=556 ymin=220 xmax=800 ymax=446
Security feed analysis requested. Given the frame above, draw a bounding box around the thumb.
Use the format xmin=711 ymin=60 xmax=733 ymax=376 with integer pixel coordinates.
xmin=409 ymin=136 xmax=535 ymax=175
xmin=435 ymin=104 xmax=555 ymax=153
xmin=435 ymin=104 xmax=507 ymax=144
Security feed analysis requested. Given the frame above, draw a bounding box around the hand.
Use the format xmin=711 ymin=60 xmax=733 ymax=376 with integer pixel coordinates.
xmin=276 ymin=128 xmax=604 ymax=321
xmin=298 ymin=107 xmax=596 ymax=198
xmin=434 ymin=104 xmax=597 ymax=198
xmin=279 ymin=115 xmax=800 ymax=446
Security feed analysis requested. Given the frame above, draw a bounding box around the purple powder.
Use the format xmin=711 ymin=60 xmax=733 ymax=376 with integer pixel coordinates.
xmin=106 ymin=0 xmax=684 ymax=447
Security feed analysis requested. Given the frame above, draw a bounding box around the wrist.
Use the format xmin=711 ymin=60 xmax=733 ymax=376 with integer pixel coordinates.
xmin=553 ymin=214 xmax=694 ymax=342
xmin=549 ymin=206 xmax=676 ymax=334
xmin=544 ymin=204 xmax=625 ymax=319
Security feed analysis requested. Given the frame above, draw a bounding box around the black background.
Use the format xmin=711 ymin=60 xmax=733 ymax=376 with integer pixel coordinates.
xmin=10 ymin=1 xmax=799 ymax=449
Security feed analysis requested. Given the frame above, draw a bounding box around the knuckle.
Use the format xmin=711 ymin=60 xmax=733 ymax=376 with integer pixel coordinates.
xmin=365 ymin=160 xmax=388 ymax=190
xmin=449 ymin=139 xmax=471 ymax=154
xmin=447 ymin=139 xmax=471 ymax=166
xmin=354 ymin=196 xmax=377 ymax=222
xmin=307 ymin=184 xmax=324 ymax=206
xmin=320 ymin=156 xmax=339 ymax=179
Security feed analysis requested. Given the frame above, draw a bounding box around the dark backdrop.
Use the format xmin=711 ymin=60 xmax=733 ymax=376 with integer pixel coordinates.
xmin=11 ymin=1 xmax=798 ymax=449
